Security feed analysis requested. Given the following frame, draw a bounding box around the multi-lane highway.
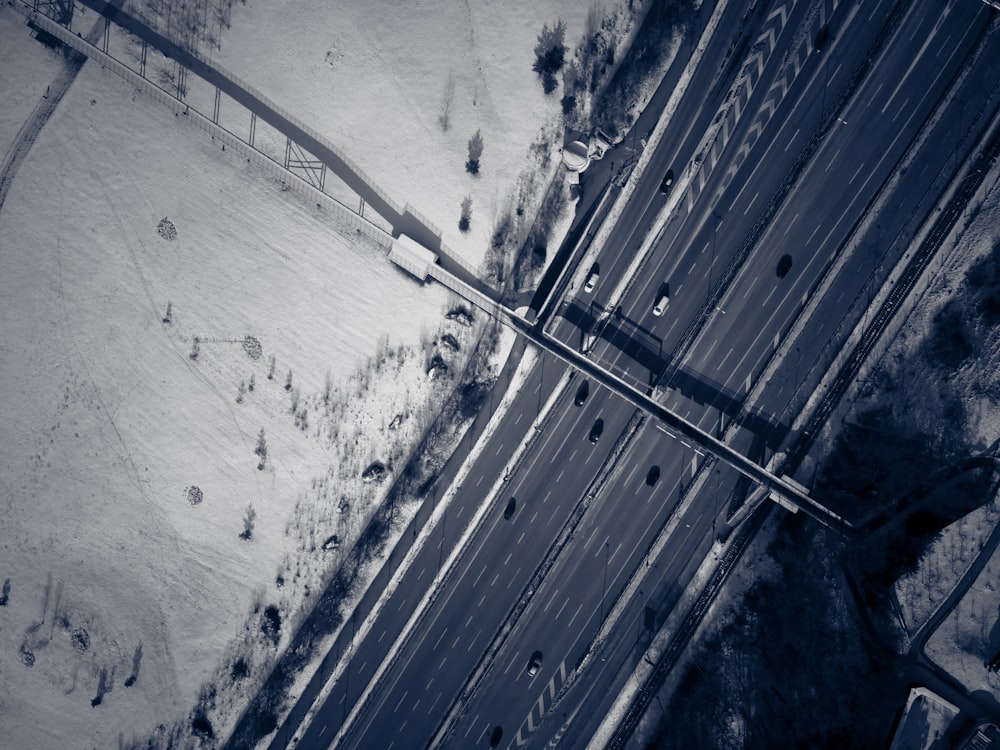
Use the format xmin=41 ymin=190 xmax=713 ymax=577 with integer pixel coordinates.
xmin=286 ymin=0 xmax=1000 ymax=747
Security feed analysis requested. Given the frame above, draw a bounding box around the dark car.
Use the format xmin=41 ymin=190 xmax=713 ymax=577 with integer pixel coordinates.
xmin=588 ymin=418 xmax=604 ymax=444
xmin=814 ymin=24 xmax=830 ymax=52
xmin=503 ymin=496 xmax=517 ymax=520
xmin=527 ymin=650 xmax=543 ymax=676
xmin=659 ymin=169 xmax=675 ymax=194
xmin=489 ymin=726 xmax=503 ymax=748
xmin=776 ymin=254 xmax=793 ymax=278
xmin=645 ymin=465 xmax=661 ymax=486
xmin=574 ymin=380 xmax=590 ymax=407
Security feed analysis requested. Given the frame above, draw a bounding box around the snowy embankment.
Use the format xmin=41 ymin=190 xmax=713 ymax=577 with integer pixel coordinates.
xmin=0 ymin=51 xmax=456 ymax=747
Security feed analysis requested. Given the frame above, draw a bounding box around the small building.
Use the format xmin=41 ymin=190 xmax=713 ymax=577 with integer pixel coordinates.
xmin=389 ymin=234 xmax=438 ymax=281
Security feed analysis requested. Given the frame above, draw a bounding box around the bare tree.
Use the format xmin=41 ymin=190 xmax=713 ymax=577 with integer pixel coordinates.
xmin=239 ymin=504 xmax=257 ymax=540
xmin=438 ymin=73 xmax=455 ymax=131
xmin=255 ymin=428 xmax=268 ymax=470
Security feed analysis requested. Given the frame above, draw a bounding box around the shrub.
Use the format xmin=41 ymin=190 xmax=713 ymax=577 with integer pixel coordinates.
xmin=466 ymin=129 xmax=484 ymax=174
xmin=533 ymin=20 xmax=567 ymax=93
xmin=459 ymin=195 xmax=473 ymax=233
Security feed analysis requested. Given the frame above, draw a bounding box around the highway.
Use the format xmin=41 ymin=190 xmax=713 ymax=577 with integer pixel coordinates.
xmin=289 ymin=0 xmax=1000 ymax=747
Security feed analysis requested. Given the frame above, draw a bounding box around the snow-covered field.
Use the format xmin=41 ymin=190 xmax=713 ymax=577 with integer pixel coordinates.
xmin=214 ymin=0 xmax=596 ymax=269
xmin=0 ymin=0 xmax=606 ymax=745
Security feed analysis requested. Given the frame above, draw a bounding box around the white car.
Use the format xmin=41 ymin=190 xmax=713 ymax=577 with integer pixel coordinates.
xmin=652 ymin=292 xmax=670 ymax=316
xmin=584 ymin=271 xmax=599 ymax=293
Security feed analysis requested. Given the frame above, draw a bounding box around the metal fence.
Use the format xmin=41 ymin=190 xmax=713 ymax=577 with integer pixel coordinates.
xmin=14 ymin=0 xmax=397 ymax=247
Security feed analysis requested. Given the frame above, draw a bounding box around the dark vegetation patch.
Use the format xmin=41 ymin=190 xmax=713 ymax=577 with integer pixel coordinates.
xmin=243 ymin=335 xmax=263 ymax=360
xmin=260 ymin=605 xmax=281 ymax=647
xmin=186 ymin=485 xmax=203 ymax=505
xmin=71 ymin=628 xmax=90 ymax=653
xmin=157 ymin=217 xmax=177 ymax=241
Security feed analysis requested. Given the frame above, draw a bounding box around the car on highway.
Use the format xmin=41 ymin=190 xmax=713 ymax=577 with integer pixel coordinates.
xmin=776 ymin=254 xmax=793 ymax=278
xmin=659 ymin=169 xmax=674 ymax=194
xmin=489 ymin=726 xmax=503 ymax=748
xmin=814 ymin=24 xmax=830 ymax=52
xmin=588 ymin=418 xmax=604 ymax=444
xmin=503 ymin=496 xmax=517 ymax=520
xmin=646 ymin=465 xmax=661 ymax=486
xmin=584 ymin=263 xmax=600 ymax=293
xmin=652 ymin=285 xmax=670 ymax=316
xmin=574 ymin=380 xmax=590 ymax=406
xmin=527 ymin=651 xmax=543 ymax=676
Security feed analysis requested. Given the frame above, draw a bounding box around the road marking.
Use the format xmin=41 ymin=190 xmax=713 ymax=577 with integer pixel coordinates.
xmin=893 ymin=98 xmax=909 ymax=122
xmin=555 ymin=597 xmax=570 ymax=619
xmin=440 ymin=656 xmax=447 ymax=669
xmin=465 ymin=615 xmax=474 ymax=628
xmin=744 ymin=191 xmax=758 ymax=215
xmin=530 ymin=511 xmax=538 ymax=524
xmin=495 ymin=442 xmax=504 ymax=456
xmin=398 ymin=598 xmax=407 ymax=612
xmin=543 ymin=489 xmax=552 ymax=503
xmin=452 ymin=636 xmax=461 ymax=649
xmin=417 ymin=567 xmax=424 ymax=581
xmin=426 ymin=677 xmax=434 ymax=691
xmin=690 ymin=456 xmax=698 ymax=475
xmin=832 ymin=63 xmax=842 ymax=80
xmin=761 ymin=286 xmax=776 ymax=307
xmin=508 ymin=568 xmax=520 ymax=589
xmin=806 ymin=224 xmax=821 ymax=245
xmin=476 ymin=475 xmax=483 ymax=487
xmin=517 ymin=531 xmax=525 ymax=545
xmin=514 ymin=412 xmax=521 ymax=425
xmin=848 ymin=161 xmax=866 ymax=185
xmin=569 ymin=448 xmax=577 ymax=462
xmin=785 ymin=127 xmax=799 ymax=151
xmin=490 ymin=573 xmax=499 ymax=587
xmin=427 ymin=692 xmax=441 ymax=716
xmin=783 ymin=212 xmax=798 ymax=236
xmin=467 ymin=630 xmax=481 ymax=651
xmin=702 ymin=240 xmax=710 ymax=254
xmin=504 ymin=552 xmax=513 ymax=566
xmin=319 ymin=725 xmax=326 ymax=738
xmin=394 ymin=691 xmax=409 ymax=714
xmin=688 ymin=261 xmax=697 ymax=275
xmin=717 ymin=347 xmax=734 ymax=371
xmin=825 ymin=147 xmax=840 ymax=172
xmin=464 ymin=716 xmax=479 ymax=737
xmin=609 ymin=542 xmax=623 ymax=565
xmin=937 ymin=34 xmax=951 ymax=56
xmin=556 ymin=469 xmax=564 ymax=482
xmin=870 ymin=81 xmax=884 ymax=106
xmin=566 ymin=602 xmax=585 ymax=629
xmin=472 ymin=566 xmax=485 ymax=588
xmin=544 ymin=588 xmax=560 ymax=612
xmin=479 ymin=593 xmax=487 ymax=607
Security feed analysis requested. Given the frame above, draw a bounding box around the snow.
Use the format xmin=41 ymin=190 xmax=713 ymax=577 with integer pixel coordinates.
xmin=0 ymin=46 xmax=459 ymax=748
xmin=0 ymin=0 xmax=599 ymax=743
xmin=213 ymin=0 xmax=596 ymax=269
xmin=0 ymin=9 xmax=61 ymax=156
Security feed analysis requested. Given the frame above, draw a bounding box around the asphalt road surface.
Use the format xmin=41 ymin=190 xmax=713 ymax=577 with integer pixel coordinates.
xmin=290 ymin=0 xmax=1000 ymax=747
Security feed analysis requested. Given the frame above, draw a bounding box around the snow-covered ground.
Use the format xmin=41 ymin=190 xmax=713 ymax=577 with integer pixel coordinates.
xmin=0 ymin=0 xmax=610 ymax=744
xmin=0 ymin=41 xmax=465 ymax=748
xmin=213 ymin=0 xmax=596 ymax=269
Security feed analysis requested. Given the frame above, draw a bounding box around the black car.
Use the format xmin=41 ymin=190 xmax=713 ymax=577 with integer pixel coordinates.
xmin=589 ymin=418 xmax=604 ymax=444
xmin=574 ymin=380 xmax=590 ymax=407
xmin=659 ymin=169 xmax=674 ymax=194
xmin=489 ymin=726 xmax=503 ymax=748
xmin=776 ymin=254 xmax=793 ymax=278
xmin=503 ymin=497 xmax=517 ymax=520
xmin=814 ymin=24 xmax=830 ymax=52
xmin=646 ymin=465 xmax=661 ymax=486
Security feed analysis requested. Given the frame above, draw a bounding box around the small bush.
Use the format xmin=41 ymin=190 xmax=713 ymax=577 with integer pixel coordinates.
xmin=533 ymin=20 xmax=567 ymax=94
xmin=459 ymin=195 xmax=473 ymax=233
xmin=71 ymin=628 xmax=90 ymax=653
xmin=466 ymin=129 xmax=484 ymax=174
xmin=157 ymin=217 xmax=177 ymax=241
xmin=261 ymin=605 xmax=281 ymax=647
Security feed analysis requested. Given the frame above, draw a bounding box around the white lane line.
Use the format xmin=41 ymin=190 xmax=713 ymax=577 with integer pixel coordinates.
xmin=472 ymin=567 xmax=485 ymax=588
xmin=869 ymin=81 xmax=884 ymax=107
xmin=608 ymin=542 xmax=623 ymax=565
xmin=566 ymin=603 xmax=585 ymax=629
xmin=545 ymin=588 xmax=560 ymax=613
xmin=555 ymin=597 xmax=570 ymax=619
xmin=702 ymin=240 xmax=711 ymax=254
xmin=427 ymin=693 xmax=441 ymax=716
xmin=464 ymin=715 xmax=479 ymax=737
xmin=467 ymin=630 xmax=481 ymax=652
xmin=504 ymin=552 xmax=513 ymax=566
xmin=761 ymin=286 xmax=777 ymax=308
xmin=556 ymin=469 xmax=565 ymax=482
xmin=494 ymin=442 xmax=504 ymax=455
xmin=465 ymin=615 xmax=474 ymax=629
xmin=744 ymin=192 xmax=758 ymax=215
xmin=416 ymin=567 xmax=425 ymax=581
xmin=936 ymin=34 xmax=952 ymax=56
xmin=543 ymin=489 xmax=552 ymax=503
xmin=824 ymin=147 xmax=840 ymax=172
xmin=783 ymin=213 xmax=798 ymax=236
xmin=394 ymin=691 xmax=409 ymax=714
xmin=514 ymin=412 xmax=521 ymax=425
xmin=319 ymin=725 xmax=327 ymax=738
xmin=476 ymin=474 xmax=483 ymax=487
xmin=892 ymin=97 xmax=909 ymax=122
xmin=688 ymin=261 xmax=698 ymax=275
xmin=433 ymin=629 xmax=447 ymax=651
xmin=397 ymin=598 xmax=407 ymax=612
xmin=785 ymin=127 xmax=799 ymax=151
xmin=490 ymin=573 xmax=499 ymax=587
xmin=530 ymin=511 xmax=538 ymax=524
xmin=517 ymin=531 xmax=526 ymax=545
xmin=478 ymin=594 xmax=486 ymax=607
xmin=806 ymin=224 xmax=821 ymax=245
xmin=569 ymin=448 xmax=578 ymax=462
xmin=848 ymin=161 xmax=866 ymax=185
xmin=507 ymin=568 xmax=520 ymax=589
xmin=717 ymin=347 xmax=734 ymax=371
xmin=452 ymin=636 xmax=461 ymax=650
